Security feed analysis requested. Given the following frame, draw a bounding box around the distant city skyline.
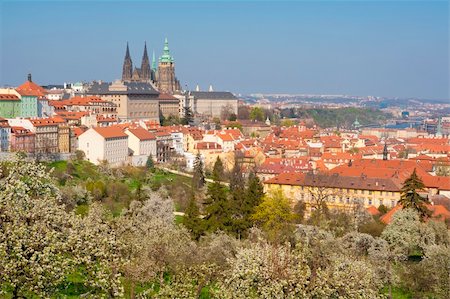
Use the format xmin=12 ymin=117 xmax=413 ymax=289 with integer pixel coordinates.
xmin=0 ymin=0 xmax=448 ymax=99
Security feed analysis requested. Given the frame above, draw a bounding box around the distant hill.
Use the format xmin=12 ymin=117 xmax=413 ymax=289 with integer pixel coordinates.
xmin=288 ymin=107 xmax=392 ymax=129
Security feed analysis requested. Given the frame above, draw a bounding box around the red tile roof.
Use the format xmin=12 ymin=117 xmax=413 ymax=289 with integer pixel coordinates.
xmin=72 ymin=126 xmax=87 ymax=137
xmin=380 ymin=204 xmax=450 ymax=224
xmin=30 ymin=117 xmax=65 ymax=126
xmin=0 ymin=94 xmax=20 ymax=101
xmin=266 ymin=171 xmax=402 ymax=192
xmin=92 ymin=126 xmax=128 ymax=139
xmin=16 ymin=80 xmax=47 ymax=97
xmin=126 ymin=127 xmax=156 ymax=141
xmin=367 ymin=205 xmax=381 ymax=216
xmin=195 ymin=142 xmax=222 ymax=150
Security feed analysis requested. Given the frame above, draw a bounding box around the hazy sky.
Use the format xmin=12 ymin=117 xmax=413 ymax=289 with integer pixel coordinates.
xmin=0 ymin=0 xmax=448 ymax=99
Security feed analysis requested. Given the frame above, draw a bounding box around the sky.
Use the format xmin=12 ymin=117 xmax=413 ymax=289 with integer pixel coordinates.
xmin=0 ymin=0 xmax=448 ymax=99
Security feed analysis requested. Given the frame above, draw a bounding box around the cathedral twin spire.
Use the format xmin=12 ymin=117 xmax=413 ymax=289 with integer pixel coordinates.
xmin=122 ymin=42 xmax=153 ymax=82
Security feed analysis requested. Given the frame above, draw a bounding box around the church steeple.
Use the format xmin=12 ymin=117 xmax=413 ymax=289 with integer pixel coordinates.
xmin=140 ymin=42 xmax=151 ymax=81
xmin=159 ymin=38 xmax=174 ymax=63
xmin=151 ymin=50 xmax=157 ymax=71
xmin=383 ymin=142 xmax=388 ymax=160
xmin=122 ymin=42 xmax=133 ymax=81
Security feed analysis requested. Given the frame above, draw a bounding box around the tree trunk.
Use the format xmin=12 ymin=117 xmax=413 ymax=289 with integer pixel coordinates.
xmin=130 ymin=281 xmax=136 ymax=299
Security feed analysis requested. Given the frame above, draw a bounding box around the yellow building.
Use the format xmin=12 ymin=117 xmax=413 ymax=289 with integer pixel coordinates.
xmin=58 ymin=125 xmax=71 ymax=153
xmin=264 ymin=172 xmax=402 ymax=213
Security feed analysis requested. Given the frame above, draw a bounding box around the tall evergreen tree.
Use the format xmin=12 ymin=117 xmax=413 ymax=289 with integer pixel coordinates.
xmin=244 ymin=171 xmax=265 ymax=214
xmin=181 ymin=106 xmax=194 ymax=125
xmin=228 ymin=158 xmax=246 ymax=236
xmin=192 ymin=152 xmax=205 ymax=189
xmin=229 ymin=157 xmax=245 ymax=195
xmin=146 ymin=154 xmax=155 ymax=171
xmin=235 ymin=171 xmax=265 ymax=236
xmin=212 ymin=157 xmax=224 ymax=181
xmin=183 ymin=193 xmax=204 ymax=240
xmin=399 ymin=168 xmax=430 ymax=220
xmin=204 ymin=175 xmax=231 ymax=232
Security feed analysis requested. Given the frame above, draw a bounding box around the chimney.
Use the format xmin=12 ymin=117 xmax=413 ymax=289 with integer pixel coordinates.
xmin=28 ymin=73 xmax=32 ymax=82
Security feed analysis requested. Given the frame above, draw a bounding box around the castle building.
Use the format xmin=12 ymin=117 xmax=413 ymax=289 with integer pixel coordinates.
xmin=87 ymin=80 xmax=160 ymax=122
xmin=156 ymin=38 xmax=180 ymax=94
xmin=122 ymin=42 xmax=155 ymax=83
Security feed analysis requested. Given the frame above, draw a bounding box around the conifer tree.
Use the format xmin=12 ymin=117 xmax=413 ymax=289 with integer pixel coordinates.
xmin=229 ymin=157 xmax=245 ymax=193
xmin=192 ymin=152 xmax=205 ymax=189
xmin=233 ymin=171 xmax=266 ymax=236
xmin=228 ymin=158 xmax=246 ymax=235
xmin=204 ymin=167 xmax=231 ymax=232
xmin=212 ymin=156 xmax=224 ymax=181
xmin=182 ymin=193 xmax=204 ymax=240
xmin=244 ymin=171 xmax=265 ymax=213
xmin=399 ymin=168 xmax=430 ymax=220
xmin=146 ymin=154 xmax=155 ymax=171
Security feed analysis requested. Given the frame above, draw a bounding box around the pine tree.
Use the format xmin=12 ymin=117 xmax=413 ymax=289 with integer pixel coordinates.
xmin=212 ymin=156 xmax=224 ymax=181
xmin=192 ymin=152 xmax=205 ymax=189
xmin=146 ymin=154 xmax=155 ymax=171
xmin=233 ymin=171 xmax=265 ymax=236
xmin=183 ymin=193 xmax=204 ymax=240
xmin=399 ymin=168 xmax=430 ymax=220
xmin=204 ymin=176 xmax=231 ymax=232
xmin=181 ymin=106 xmax=194 ymax=125
xmin=228 ymin=158 xmax=247 ymax=236
xmin=229 ymin=158 xmax=245 ymax=192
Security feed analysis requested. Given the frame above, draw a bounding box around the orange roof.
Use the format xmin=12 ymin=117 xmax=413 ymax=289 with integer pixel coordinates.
xmin=92 ymin=126 xmax=128 ymax=139
xmin=96 ymin=115 xmax=117 ymax=122
xmin=367 ymin=205 xmax=381 ymax=216
xmin=59 ymin=96 xmax=107 ymax=106
xmin=30 ymin=117 xmax=65 ymax=126
xmin=126 ymin=127 xmax=156 ymax=141
xmin=217 ymin=132 xmax=235 ymax=142
xmin=407 ymin=137 xmax=449 ymax=145
xmin=16 ymin=80 xmax=47 ymax=97
xmin=56 ymin=111 xmax=89 ymax=120
xmin=381 ymin=204 xmax=450 ymax=224
xmin=0 ymin=94 xmax=20 ymax=101
xmin=195 ymin=142 xmax=222 ymax=150
xmin=72 ymin=126 xmax=87 ymax=137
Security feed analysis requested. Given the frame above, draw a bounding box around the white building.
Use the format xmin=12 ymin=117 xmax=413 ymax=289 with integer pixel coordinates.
xmin=170 ymin=131 xmax=184 ymax=154
xmin=125 ymin=127 xmax=157 ymax=166
xmin=78 ymin=126 xmax=128 ymax=166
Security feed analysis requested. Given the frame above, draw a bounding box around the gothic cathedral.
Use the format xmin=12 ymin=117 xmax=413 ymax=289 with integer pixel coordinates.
xmin=121 ymin=39 xmax=180 ymax=94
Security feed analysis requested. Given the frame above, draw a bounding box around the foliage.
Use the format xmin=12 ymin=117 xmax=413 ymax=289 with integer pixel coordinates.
xmin=218 ymin=240 xmax=310 ymax=298
xmin=381 ymin=208 xmax=437 ymax=259
xmin=116 ymin=192 xmax=195 ymax=296
xmin=162 ymin=114 xmax=182 ymax=126
xmin=249 ymin=107 xmax=265 ymax=122
xmin=286 ymin=107 xmax=391 ymax=128
xmin=252 ymin=189 xmax=296 ymax=242
xmin=280 ymin=119 xmax=296 ymax=127
xmin=0 ymin=156 xmax=123 ymax=298
xmin=224 ymin=121 xmax=243 ymax=131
